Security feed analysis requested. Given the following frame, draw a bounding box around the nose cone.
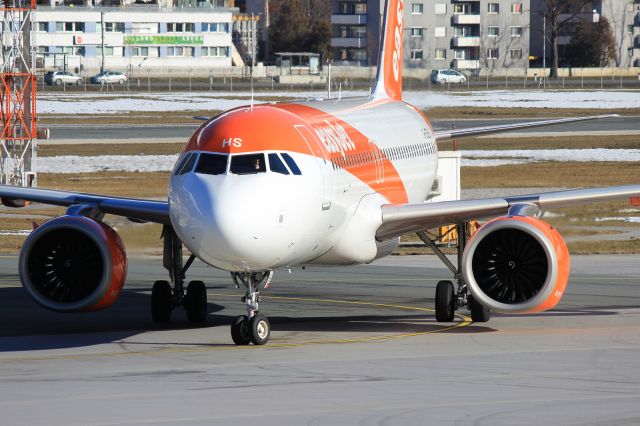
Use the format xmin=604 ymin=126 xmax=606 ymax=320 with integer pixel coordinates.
xmin=169 ymin=171 xmax=324 ymax=271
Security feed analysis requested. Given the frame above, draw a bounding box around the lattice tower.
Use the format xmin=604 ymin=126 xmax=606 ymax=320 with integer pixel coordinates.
xmin=0 ymin=0 xmax=36 ymax=187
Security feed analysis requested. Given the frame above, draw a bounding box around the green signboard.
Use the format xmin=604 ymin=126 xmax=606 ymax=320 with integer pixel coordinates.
xmin=123 ymin=35 xmax=204 ymax=45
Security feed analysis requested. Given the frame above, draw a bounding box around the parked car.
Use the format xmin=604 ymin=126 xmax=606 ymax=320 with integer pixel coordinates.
xmin=44 ymin=71 xmax=83 ymax=86
xmin=90 ymin=71 xmax=128 ymax=85
xmin=430 ymin=69 xmax=467 ymax=85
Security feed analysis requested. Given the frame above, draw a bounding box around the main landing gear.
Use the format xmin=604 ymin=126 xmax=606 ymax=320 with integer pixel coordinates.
xmin=229 ymin=271 xmax=273 ymax=345
xmin=151 ymin=225 xmax=207 ymax=323
xmin=417 ymin=222 xmax=491 ymax=323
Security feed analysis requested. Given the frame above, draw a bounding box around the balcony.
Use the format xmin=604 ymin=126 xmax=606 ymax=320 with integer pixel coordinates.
xmin=452 ymin=14 xmax=480 ymax=25
xmin=452 ymin=36 xmax=480 ymax=47
xmin=331 ymin=14 xmax=368 ymax=25
xmin=453 ymin=59 xmax=479 ymax=69
xmin=331 ymin=37 xmax=367 ymax=48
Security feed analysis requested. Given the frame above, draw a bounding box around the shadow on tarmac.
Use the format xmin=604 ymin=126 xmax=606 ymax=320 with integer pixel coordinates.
xmin=0 ymin=284 xmax=624 ymax=352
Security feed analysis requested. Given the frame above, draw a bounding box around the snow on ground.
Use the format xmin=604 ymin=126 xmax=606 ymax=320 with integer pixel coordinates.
xmin=595 ymin=217 xmax=640 ymax=223
xmin=37 ymin=89 xmax=640 ymax=114
xmin=40 ymin=148 xmax=640 ymax=173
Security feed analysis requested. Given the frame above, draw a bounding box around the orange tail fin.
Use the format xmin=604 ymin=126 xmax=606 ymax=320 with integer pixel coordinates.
xmin=372 ymin=0 xmax=404 ymax=101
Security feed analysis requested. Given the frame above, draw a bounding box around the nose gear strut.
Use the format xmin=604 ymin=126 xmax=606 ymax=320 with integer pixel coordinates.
xmin=230 ymin=271 xmax=273 ymax=345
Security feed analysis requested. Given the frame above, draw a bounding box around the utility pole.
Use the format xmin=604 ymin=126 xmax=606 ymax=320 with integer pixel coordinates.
xmin=0 ymin=0 xmax=38 ymax=187
xmin=100 ymin=11 xmax=105 ymax=73
xmin=542 ymin=15 xmax=546 ymax=89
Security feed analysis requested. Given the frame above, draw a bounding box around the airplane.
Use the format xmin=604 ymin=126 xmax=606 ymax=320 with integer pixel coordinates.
xmin=0 ymin=0 xmax=638 ymax=346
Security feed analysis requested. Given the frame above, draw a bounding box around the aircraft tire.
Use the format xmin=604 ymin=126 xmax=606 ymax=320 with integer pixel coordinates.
xmin=435 ymin=280 xmax=456 ymax=322
xmin=468 ymin=295 xmax=491 ymax=322
xmin=185 ymin=280 xmax=207 ymax=322
xmin=151 ymin=280 xmax=172 ymax=323
xmin=231 ymin=315 xmax=251 ymax=345
xmin=249 ymin=314 xmax=270 ymax=345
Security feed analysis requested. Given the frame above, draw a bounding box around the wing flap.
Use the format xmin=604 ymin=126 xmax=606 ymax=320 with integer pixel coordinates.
xmin=377 ymin=185 xmax=640 ymax=240
xmin=0 ymin=185 xmax=170 ymax=224
xmin=434 ymin=114 xmax=618 ymax=141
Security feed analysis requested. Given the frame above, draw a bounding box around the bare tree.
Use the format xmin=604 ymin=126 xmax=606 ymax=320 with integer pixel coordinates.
xmin=539 ymin=0 xmax=592 ymax=78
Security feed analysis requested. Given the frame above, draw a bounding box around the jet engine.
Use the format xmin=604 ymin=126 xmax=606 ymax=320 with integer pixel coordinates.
xmin=462 ymin=216 xmax=569 ymax=314
xmin=19 ymin=215 xmax=127 ymax=312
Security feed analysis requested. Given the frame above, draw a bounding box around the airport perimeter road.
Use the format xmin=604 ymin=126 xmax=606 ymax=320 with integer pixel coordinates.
xmin=1 ymin=254 xmax=640 ymax=425
xmin=45 ymin=115 xmax=640 ymax=142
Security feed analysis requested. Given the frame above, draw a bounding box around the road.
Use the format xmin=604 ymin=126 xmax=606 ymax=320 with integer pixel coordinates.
xmin=1 ymin=254 xmax=640 ymax=425
xmin=45 ymin=115 xmax=640 ymax=142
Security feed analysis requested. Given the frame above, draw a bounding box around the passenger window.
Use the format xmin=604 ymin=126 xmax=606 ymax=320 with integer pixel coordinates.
xmin=195 ymin=153 xmax=228 ymax=175
xmin=268 ymin=153 xmax=289 ymax=175
xmin=230 ymin=153 xmax=266 ymax=175
xmin=281 ymin=153 xmax=302 ymax=175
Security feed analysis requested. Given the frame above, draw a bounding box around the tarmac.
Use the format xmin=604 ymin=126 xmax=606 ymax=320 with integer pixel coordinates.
xmin=1 ymin=254 xmax=640 ymax=425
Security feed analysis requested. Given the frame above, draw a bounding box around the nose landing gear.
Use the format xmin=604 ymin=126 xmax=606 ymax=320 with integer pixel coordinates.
xmin=230 ymin=271 xmax=273 ymax=345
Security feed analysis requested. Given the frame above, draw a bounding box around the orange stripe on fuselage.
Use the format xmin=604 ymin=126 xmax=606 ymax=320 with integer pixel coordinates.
xmin=182 ymin=102 xmax=408 ymax=204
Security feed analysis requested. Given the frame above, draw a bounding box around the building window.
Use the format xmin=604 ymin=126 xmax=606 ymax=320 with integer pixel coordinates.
xmin=628 ymin=25 xmax=634 ymax=34
xmin=339 ymin=2 xmax=366 ymax=14
xmin=453 ymin=3 xmax=470 ymax=14
xmin=96 ymin=46 xmax=115 ymax=56
xmin=36 ymin=46 xmax=49 ymax=54
xmin=454 ymin=26 xmax=472 ymax=37
xmin=202 ymin=46 xmax=229 ymax=57
xmin=511 ymin=3 xmax=522 ymax=14
xmin=410 ymin=27 xmax=423 ymax=37
xmin=435 ymin=48 xmax=446 ymax=59
xmin=510 ymin=49 xmax=522 ymax=60
xmin=410 ymin=49 xmax=424 ymax=60
xmin=167 ymin=46 xmax=194 ymax=57
xmin=487 ymin=26 xmax=499 ymax=37
xmin=488 ymin=3 xmax=499 ymax=13
xmin=434 ymin=3 xmax=446 ymax=14
xmin=453 ymin=49 xmax=466 ymax=59
xmin=201 ymin=22 xmax=229 ymax=33
xmin=168 ymin=23 xmax=195 ymax=32
xmin=487 ymin=48 xmax=499 ymax=59
xmin=36 ymin=22 xmax=47 ymax=32
xmin=434 ymin=26 xmax=446 ymax=37
xmin=97 ymin=22 xmax=124 ymax=32
xmin=131 ymin=47 xmax=150 ymax=56
xmin=56 ymin=22 xmax=84 ymax=32
xmin=411 ymin=3 xmax=423 ymax=14
xmin=511 ymin=26 xmax=523 ymax=37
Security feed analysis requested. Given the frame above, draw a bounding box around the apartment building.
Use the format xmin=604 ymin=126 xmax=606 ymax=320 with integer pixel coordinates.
xmin=31 ymin=0 xmax=237 ymax=73
xmin=530 ymin=0 xmax=640 ymax=68
xmin=331 ymin=1 xmax=529 ymax=72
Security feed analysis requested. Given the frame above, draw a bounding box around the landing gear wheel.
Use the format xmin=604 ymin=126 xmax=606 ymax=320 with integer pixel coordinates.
xmin=231 ymin=315 xmax=251 ymax=345
xmin=185 ymin=280 xmax=207 ymax=322
xmin=249 ymin=314 xmax=270 ymax=345
xmin=468 ymin=295 xmax=491 ymax=322
xmin=151 ymin=280 xmax=172 ymax=323
xmin=435 ymin=280 xmax=456 ymax=322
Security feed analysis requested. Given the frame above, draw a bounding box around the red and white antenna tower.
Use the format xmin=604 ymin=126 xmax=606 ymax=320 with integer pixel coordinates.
xmin=1 ymin=0 xmax=36 ymax=187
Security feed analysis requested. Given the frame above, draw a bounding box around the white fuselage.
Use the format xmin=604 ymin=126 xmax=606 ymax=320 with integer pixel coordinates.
xmin=168 ymin=96 xmax=438 ymax=271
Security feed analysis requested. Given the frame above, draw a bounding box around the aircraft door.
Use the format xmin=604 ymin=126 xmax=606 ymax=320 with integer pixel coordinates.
xmin=294 ymin=124 xmax=332 ymax=211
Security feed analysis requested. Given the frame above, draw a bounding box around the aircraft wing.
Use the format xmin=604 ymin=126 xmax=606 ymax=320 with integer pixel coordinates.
xmin=0 ymin=185 xmax=170 ymax=224
xmin=376 ymin=185 xmax=640 ymax=240
xmin=433 ymin=114 xmax=618 ymax=141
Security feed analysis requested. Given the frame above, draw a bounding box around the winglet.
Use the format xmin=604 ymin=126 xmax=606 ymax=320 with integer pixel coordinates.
xmin=371 ymin=0 xmax=404 ymax=101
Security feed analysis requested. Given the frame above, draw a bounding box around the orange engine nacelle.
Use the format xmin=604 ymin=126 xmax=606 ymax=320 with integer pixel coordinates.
xmin=462 ymin=216 xmax=569 ymax=314
xmin=19 ymin=215 xmax=127 ymax=312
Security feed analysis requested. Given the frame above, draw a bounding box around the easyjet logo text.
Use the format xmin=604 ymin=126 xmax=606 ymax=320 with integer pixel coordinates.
xmin=314 ymin=120 xmax=356 ymax=155
xmin=392 ymin=0 xmax=404 ymax=82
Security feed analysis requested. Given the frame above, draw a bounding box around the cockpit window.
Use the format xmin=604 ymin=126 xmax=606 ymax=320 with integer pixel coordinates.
xmin=195 ymin=153 xmax=228 ymax=175
xmin=230 ymin=153 xmax=266 ymax=175
xmin=175 ymin=152 xmax=198 ymax=175
xmin=268 ymin=153 xmax=289 ymax=175
xmin=281 ymin=153 xmax=302 ymax=175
